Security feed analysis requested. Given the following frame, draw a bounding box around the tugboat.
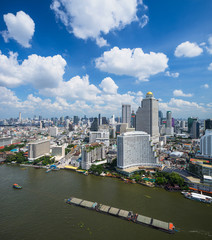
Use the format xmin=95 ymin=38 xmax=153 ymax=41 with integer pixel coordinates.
xmin=13 ymin=183 xmax=22 ymax=189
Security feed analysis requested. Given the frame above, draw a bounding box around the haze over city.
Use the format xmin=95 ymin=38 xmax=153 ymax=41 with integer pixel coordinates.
xmin=0 ymin=0 xmax=212 ymax=119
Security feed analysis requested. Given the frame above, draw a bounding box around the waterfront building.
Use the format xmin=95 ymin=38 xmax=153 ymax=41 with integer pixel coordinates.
xmin=200 ymin=129 xmax=212 ymax=157
xmin=122 ymin=104 xmax=131 ymax=128
xmin=52 ymin=145 xmax=65 ymax=158
xmin=89 ymin=130 xmax=109 ymax=147
xmin=135 ymin=92 xmax=159 ymax=143
xmin=28 ymin=139 xmax=50 ymax=161
xmin=117 ymin=131 xmax=158 ymax=169
xmin=81 ymin=143 xmax=106 ymax=170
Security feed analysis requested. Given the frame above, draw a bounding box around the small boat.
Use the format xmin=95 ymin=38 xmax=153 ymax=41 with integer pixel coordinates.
xmin=46 ymin=169 xmax=52 ymax=173
xmin=13 ymin=183 xmax=22 ymax=189
xmin=181 ymin=191 xmax=212 ymax=204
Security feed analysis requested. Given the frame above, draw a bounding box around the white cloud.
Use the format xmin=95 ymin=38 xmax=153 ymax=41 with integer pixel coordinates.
xmin=206 ymin=36 xmax=212 ymax=54
xmin=202 ymin=84 xmax=209 ymax=89
xmin=173 ymin=89 xmax=193 ymax=97
xmin=208 ymin=63 xmax=212 ymax=71
xmin=165 ymin=71 xmax=179 ymax=78
xmin=0 ymin=50 xmax=66 ymax=88
xmin=96 ymin=37 xmax=109 ymax=47
xmin=99 ymin=77 xmax=118 ymax=94
xmin=95 ymin=47 xmax=168 ymax=81
xmin=50 ymin=0 xmax=147 ymax=46
xmin=174 ymin=41 xmax=203 ymax=57
xmin=139 ymin=14 xmax=149 ymax=28
xmin=1 ymin=11 xmax=35 ymax=48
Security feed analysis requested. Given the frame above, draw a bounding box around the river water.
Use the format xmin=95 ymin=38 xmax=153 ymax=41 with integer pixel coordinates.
xmin=0 ymin=164 xmax=211 ymax=240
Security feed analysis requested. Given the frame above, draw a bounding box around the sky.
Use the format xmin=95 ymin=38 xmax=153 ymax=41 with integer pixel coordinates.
xmin=0 ymin=0 xmax=212 ymax=119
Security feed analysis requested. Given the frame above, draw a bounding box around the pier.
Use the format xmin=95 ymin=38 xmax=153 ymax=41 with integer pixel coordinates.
xmin=66 ymin=197 xmax=175 ymax=233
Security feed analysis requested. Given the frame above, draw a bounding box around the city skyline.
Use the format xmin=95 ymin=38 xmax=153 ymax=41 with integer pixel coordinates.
xmin=0 ymin=0 xmax=212 ymax=118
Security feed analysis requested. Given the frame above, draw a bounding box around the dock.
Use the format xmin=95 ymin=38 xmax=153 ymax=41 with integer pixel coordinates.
xmin=66 ymin=197 xmax=175 ymax=233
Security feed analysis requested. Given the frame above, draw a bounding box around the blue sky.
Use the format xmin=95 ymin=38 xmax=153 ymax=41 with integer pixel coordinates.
xmin=0 ymin=0 xmax=212 ymax=119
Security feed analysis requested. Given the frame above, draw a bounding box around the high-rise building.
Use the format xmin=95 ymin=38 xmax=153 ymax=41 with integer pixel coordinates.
xmin=49 ymin=126 xmax=58 ymax=137
xmin=90 ymin=117 xmax=99 ymax=131
xmin=73 ymin=116 xmax=79 ymax=125
xmin=117 ymin=131 xmax=158 ymax=169
xmin=102 ymin=117 xmax=108 ymax=125
xmin=19 ymin=112 xmax=21 ymax=122
xmin=98 ymin=113 xmax=102 ymax=126
xmin=131 ymin=110 xmax=136 ymax=128
xmin=165 ymin=111 xmax=174 ymax=136
xmin=158 ymin=110 xmax=163 ymax=125
xmin=136 ymin=92 xmax=159 ymax=143
xmin=188 ymin=117 xmax=198 ymax=133
xmin=205 ymin=119 xmax=212 ymax=130
xmin=122 ymin=104 xmax=131 ymax=128
xmin=28 ymin=139 xmax=50 ymax=161
xmin=200 ymin=129 xmax=212 ymax=157
xmin=190 ymin=120 xmax=200 ymax=139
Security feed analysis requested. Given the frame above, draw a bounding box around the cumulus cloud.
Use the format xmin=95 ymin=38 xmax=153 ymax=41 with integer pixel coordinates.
xmin=0 ymin=50 xmax=66 ymax=88
xmin=1 ymin=11 xmax=35 ymax=48
xmin=95 ymin=47 xmax=168 ymax=81
xmin=208 ymin=63 xmax=212 ymax=71
xmin=174 ymin=41 xmax=203 ymax=57
xmin=165 ymin=71 xmax=179 ymax=78
xmin=50 ymin=0 xmax=147 ymax=46
xmin=99 ymin=77 xmax=118 ymax=94
xmin=173 ymin=89 xmax=193 ymax=97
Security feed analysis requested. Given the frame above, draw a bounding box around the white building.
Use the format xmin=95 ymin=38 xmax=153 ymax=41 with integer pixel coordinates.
xmin=81 ymin=143 xmax=106 ymax=170
xmin=28 ymin=139 xmax=50 ymax=161
xmin=136 ymin=92 xmax=159 ymax=143
xmin=89 ymin=130 xmax=109 ymax=147
xmin=49 ymin=126 xmax=58 ymax=137
xmin=200 ymin=129 xmax=212 ymax=157
xmin=52 ymin=145 xmax=65 ymax=158
xmin=117 ymin=131 xmax=159 ymax=169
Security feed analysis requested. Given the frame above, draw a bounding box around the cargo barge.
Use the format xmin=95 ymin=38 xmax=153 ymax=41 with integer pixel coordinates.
xmin=66 ymin=197 xmax=175 ymax=233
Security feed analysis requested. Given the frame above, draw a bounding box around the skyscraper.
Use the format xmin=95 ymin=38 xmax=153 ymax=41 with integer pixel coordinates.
xmin=98 ymin=113 xmax=102 ymax=126
xmin=188 ymin=117 xmax=197 ymax=133
xmin=131 ymin=110 xmax=136 ymax=128
xmin=90 ymin=117 xmax=99 ymax=131
xmin=136 ymin=92 xmax=159 ymax=143
xmin=200 ymin=129 xmax=212 ymax=157
xmin=19 ymin=112 xmax=21 ymax=122
xmin=205 ymin=119 xmax=212 ymax=130
xmin=190 ymin=120 xmax=200 ymax=139
xmin=166 ymin=111 xmax=172 ymax=128
xmin=122 ymin=104 xmax=131 ymax=128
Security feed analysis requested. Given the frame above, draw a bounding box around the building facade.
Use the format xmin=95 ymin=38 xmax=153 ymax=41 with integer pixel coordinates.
xmin=200 ymin=129 xmax=212 ymax=157
xmin=28 ymin=139 xmax=50 ymax=161
xmin=117 ymin=131 xmax=158 ymax=169
xmin=135 ymin=92 xmax=159 ymax=143
xmin=89 ymin=130 xmax=109 ymax=147
xmin=122 ymin=104 xmax=131 ymax=128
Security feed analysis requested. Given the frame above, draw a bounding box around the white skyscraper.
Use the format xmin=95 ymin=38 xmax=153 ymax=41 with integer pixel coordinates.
xmin=117 ymin=131 xmax=158 ymax=169
xmin=200 ymin=129 xmax=212 ymax=157
xmin=122 ymin=104 xmax=131 ymax=128
xmin=19 ymin=112 xmax=21 ymax=122
xmin=136 ymin=92 xmax=159 ymax=143
xmin=165 ymin=111 xmax=174 ymax=136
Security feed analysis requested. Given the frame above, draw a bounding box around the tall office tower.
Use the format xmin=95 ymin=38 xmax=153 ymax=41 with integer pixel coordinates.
xmin=69 ymin=123 xmax=74 ymax=131
xmin=117 ymin=132 xmax=158 ymax=169
xmin=28 ymin=139 xmax=50 ymax=161
xmin=181 ymin=120 xmax=186 ymax=129
xmin=136 ymin=92 xmax=159 ymax=143
xmin=102 ymin=117 xmax=108 ymax=125
xmin=73 ymin=116 xmax=79 ymax=125
xmin=90 ymin=117 xmax=99 ymax=131
xmin=49 ymin=126 xmax=58 ymax=137
xmin=19 ymin=112 xmax=21 ymax=122
xmin=122 ymin=104 xmax=131 ymax=128
xmin=188 ymin=117 xmax=198 ymax=133
xmin=65 ymin=119 xmax=70 ymax=129
xmin=166 ymin=111 xmax=172 ymax=128
xmin=39 ymin=115 xmax=42 ymax=121
xmin=158 ymin=110 xmax=163 ymax=125
xmin=40 ymin=120 xmax=45 ymax=129
xmin=165 ymin=111 xmax=174 ymax=136
xmin=190 ymin=120 xmax=200 ymax=139
xmin=98 ymin=113 xmax=102 ymax=126
xmin=131 ymin=110 xmax=136 ymax=128
xmin=205 ymin=119 xmax=212 ymax=130
xmin=200 ymin=129 xmax=212 ymax=157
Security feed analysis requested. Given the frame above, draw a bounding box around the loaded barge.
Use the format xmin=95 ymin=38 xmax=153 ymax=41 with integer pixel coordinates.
xmin=66 ymin=197 xmax=175 ymax=233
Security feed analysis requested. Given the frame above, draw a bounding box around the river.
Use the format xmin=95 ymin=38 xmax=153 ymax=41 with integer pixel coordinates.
xmin=0 ymin=164 xmax=211 ymax=240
